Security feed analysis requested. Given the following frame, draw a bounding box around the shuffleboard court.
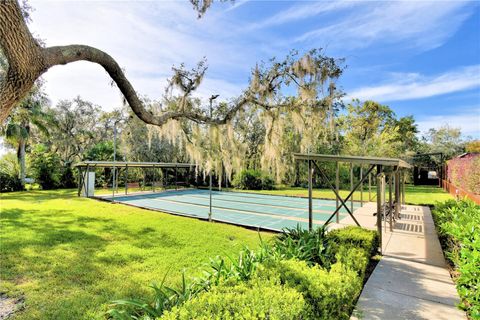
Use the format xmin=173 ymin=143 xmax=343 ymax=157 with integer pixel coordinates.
xmin=101 ymin=189 xmax=361 ymax=232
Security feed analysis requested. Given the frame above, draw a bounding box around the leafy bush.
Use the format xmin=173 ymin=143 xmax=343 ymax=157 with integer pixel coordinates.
xmin=29 ymin=144 xmax=62 ymax=190
xmin=161 ymin=280 xmax=306 ymax=320
xmin=327 ymin=226 xmax=379 ymax=257
xmin=433 ymin=199 xmax=480 ymax=318
xmin=108 ymin=246 xmax=270 ymax=319
xmin=0 ymin=153 xmax=24 ymax=192
xmin=273 ymin=225 xmax=332 ymax=267
xmin=232 ymin=170 xmax=274 ymax=190
xmin=258 ymin=259 xmax=362 ymax=320
xmin=0 ymin=171 xmax=23 ymax=192
xmin=59 ymin=165 xmax=77 ymax=188
xmin=108 ymin=226 xmax=379 ymax=320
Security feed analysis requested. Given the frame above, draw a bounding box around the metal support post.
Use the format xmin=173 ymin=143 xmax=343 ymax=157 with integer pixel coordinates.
xmin=175 ymin=165 xmax=178 ymax=190
xmin=85 ymin=164 xmax=90 ymax=198
xmin=153 ymin=165 xmax=156 ymax=192
xmin=389 ymin=173 xmax=393 ymax=231
xmin=125 ymin=165 xmax=128 ymax=195
xmin=395 ymin=170 xmax=400 ymax=219
xmin=308 ymin=160 xmax=314 ymax=230
xmin=360 ymin=166 xmax=364 ymax=206
xmin=350 ymin=162 xmax=354 ymax=214
xmin=368 ymin=172 xmax=371 ymax=201
xmin=209 ymin=171 xmax=213 ymax=222
xmin=376 ymin=165 xmax=383 ymax=253
xmin=77 ymin=167 xmax=83 ymax=196
xmin=336 ymin=162 xmax=340 ymax=223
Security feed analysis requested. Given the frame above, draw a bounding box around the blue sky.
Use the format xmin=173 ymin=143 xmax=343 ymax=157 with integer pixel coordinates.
xmin=27 ymin=0 xmax=480 ymax=137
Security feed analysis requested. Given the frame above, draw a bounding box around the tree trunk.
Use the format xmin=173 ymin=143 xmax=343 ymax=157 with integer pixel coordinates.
xmin=18 ymin=139 xmax=26 ymax=187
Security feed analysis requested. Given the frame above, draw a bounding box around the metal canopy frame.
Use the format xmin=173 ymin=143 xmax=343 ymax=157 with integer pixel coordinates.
xmin=74 ymin=161 xmax=197 ymax=199
xmin=294 ymin=153 xmax=411 ymax=252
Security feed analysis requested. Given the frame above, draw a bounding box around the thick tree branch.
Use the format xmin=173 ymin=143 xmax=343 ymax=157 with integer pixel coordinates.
xmin=1 ymin=0 xmax=342 ymax=128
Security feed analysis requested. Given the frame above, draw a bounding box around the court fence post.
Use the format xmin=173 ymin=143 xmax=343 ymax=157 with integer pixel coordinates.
xmin=350 ymin=162 xmax=353 ymax=214
xmin=336 ymin=162 xmax=339 ymax=223
xmin=308 ymin=160 xmax=313 ymax=231
xmin=125 ymin=164 xmax=128 ymax=195
xmin=209 ymin=171 xmax=213 ymax=222
xmin=376 ymin=165 xmax=383 ymax=254
xmin=360 ymin=166 xmax=363 ymax=206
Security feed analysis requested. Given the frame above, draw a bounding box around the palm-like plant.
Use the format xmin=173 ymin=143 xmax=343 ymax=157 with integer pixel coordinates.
xmin=2 ymin=83 xmax=51 ymax=186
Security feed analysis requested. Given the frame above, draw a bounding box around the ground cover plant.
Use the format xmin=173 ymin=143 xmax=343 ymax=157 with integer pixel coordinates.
xmin=0 ymin=189 xmax=269 ymax=319
xmin=433 ymin=199 xmax=480 ymax=319
xmin=109 ymin=226 xmax=378 ymax=319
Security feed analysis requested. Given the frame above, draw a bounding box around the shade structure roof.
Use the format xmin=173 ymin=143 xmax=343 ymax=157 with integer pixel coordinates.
xmin=294 ymin=153 xmax=412 ymax=169
xmin=74 ymin=161 xmax=197 ymax=168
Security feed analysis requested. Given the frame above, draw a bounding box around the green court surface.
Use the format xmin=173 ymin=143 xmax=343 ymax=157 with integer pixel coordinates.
xmin=101 ymin=189 xmax=361 ymax=231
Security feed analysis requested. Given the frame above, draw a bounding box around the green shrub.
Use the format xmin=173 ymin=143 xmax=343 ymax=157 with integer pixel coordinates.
xmin=109 ymin=226 xmax=379 ymax=320
xmin=326 ymin=226 xmax=379 ymax=255
xmin=29 ymin=144 xmax=62 ymax=190
xmin=433 ymin=199 xmax=480 ymax=318
xmin=273 ymin=225 xmax=332 ymax=267
xmin=161 ymin=280 xmax=306 ymax=320
xmin=0 ymin=171 xmax=23 ymax=192
xmin=258 ymin=259 xmax=362 ymax=320
xmin=232 ymin=170 xmax=274 ymax=190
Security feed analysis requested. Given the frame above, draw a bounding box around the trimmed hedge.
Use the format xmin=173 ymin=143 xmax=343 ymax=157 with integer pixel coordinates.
xmin=257 ymin=259 xmax=362 ymax=320
xmin=108 ymin=226 xmax=379 ymax=320
xmin=161 ymin=280 xmax=306 ymax=320
xmin=433 ymin=199 xmax=480 ymax=319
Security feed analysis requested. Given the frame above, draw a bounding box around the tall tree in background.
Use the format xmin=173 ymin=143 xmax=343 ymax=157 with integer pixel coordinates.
xmin=339 ymin=100 xmax=419 ymax=158
xmin=421 ymin=125 xmax=465 ymax=159
xmin=1 ymin=82 xmax=51 ymax=186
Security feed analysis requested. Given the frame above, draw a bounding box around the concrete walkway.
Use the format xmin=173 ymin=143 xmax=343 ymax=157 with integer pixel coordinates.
xmin=349 ymin=204 xmax=466 ymax=320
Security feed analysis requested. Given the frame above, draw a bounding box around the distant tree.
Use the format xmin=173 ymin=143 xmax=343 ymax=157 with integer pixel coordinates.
xmin=1 ymin=83 xmax=51 ymax=186
xmin=339 ymin=100 xmax=414 ymax=157
xmin=421 ymin=125 xmax=465 ymax=159
xmin=465 ymin=140 xmax=480 ymax=153
xmin=45 ymin=97 xmax=116 ymax=165
xmin=29 ymin=144 xmax=62 ymax=190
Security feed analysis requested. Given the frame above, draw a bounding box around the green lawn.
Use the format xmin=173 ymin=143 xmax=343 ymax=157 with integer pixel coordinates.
xmin=0 ymin=190 xmax=269 ymax=319
xmin=230 ymin=184 xmax=453 ymax=206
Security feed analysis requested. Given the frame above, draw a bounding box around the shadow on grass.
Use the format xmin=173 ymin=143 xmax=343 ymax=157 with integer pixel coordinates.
xmin=0 ymin=189 xmax=77 ymax=201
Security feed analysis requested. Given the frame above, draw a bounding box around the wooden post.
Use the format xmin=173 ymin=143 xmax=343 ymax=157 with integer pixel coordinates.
xmin=336 ymin=162 xmax=340 ymax=223
xmin=308 ymin=160 xmax=313 ymax=231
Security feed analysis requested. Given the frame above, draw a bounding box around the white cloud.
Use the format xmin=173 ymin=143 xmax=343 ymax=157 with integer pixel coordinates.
xmin=29 ymin=1 xmax=253 ymax=110
xmin=246 ymin=1 xmax=359 ymax=30
xmin=349 ymin=65 xmax=480 ymax=102
xmin=417 ymin=111 xmax=480 ymax=137
xmin=296 ymin=1 xmax=472 ymax=51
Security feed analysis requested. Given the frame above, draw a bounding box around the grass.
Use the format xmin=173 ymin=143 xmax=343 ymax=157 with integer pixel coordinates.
xmin=229 ymin=184 xmax=453 ymax=206
xmin=0 ymin=189 xmax=270 ymax=319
